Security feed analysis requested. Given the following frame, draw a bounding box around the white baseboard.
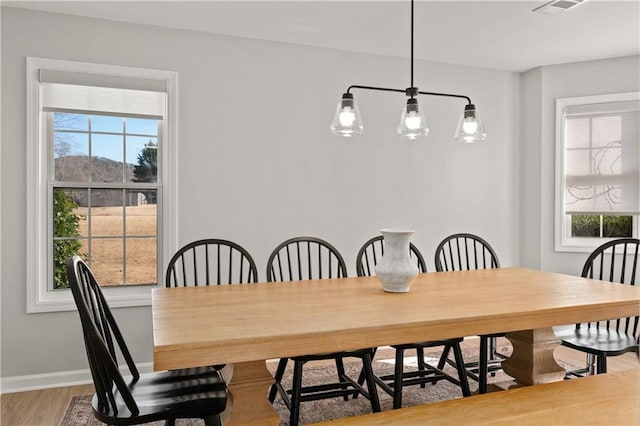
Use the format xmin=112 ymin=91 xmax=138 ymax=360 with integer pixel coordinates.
xmin=1 ymin=362 xmax=154 ymax=394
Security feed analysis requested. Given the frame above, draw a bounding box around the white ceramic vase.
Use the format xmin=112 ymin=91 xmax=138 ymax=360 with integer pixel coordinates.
xmin=374 ymin=229 xmax=419 ymax=293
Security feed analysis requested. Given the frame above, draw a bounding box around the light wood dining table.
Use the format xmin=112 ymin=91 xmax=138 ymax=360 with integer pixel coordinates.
xmin=152 ymin=267 xmax=640 ymax=425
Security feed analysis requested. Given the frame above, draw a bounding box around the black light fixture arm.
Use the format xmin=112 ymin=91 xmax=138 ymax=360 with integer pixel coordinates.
xmin=345 ymin=85 xmax=472 ymax=105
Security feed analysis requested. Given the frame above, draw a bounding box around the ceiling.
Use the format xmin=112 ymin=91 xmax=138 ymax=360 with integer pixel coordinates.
xmin=4 ymin=0 xmax=639 ymax=72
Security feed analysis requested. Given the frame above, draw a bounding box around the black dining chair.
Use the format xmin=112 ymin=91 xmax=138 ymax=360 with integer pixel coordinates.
xmin=355 ymin=235 xmax=471 ymax=409
xmin=555 ymin=238 xmax=640 ymax=377
xmin=67 ymin=255 xmax=227 ymax=426
xmin=266 ymin=236 xmax=380 ymax=426
xmin=165 ymin=238 xmax=258 ymax=287
xmin=434 ymin=232 xmax=503 ymax=394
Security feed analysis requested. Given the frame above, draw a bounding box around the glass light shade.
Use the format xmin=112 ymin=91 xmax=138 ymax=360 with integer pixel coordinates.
xmin=330 ymin=93 xmax=363 ymax=137
xmin=454 ymin=104 xmax=486 ymax=143
xmin=397 ymin=98 xmax=428 ymax=139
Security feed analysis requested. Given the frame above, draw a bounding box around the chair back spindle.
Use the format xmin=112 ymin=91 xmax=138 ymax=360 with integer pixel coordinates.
xmin=266 ymin=237 xmax=347 ymax=282
xmin=434 ymin=233 xmax=500 ymax=272
xmin=166 ymin=239 xmax=258 ymax=287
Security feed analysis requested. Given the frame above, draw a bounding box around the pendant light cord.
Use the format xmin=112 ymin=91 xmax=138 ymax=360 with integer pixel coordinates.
xmin=410 ymin=0 xmax=414 ymax=97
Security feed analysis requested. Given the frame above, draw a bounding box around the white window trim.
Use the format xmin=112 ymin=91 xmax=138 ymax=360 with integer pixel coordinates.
xmin=26 ymin=57 xmax=178 ymax=313
xmin=555 ymin=92 xmax=640 ymax=253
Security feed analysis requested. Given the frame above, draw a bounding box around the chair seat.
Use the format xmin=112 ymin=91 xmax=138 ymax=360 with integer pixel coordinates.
xmin=92 ymin=367 xmax=227 ymax=425
xmin=556 ymin=327 xmax=639 ymax=356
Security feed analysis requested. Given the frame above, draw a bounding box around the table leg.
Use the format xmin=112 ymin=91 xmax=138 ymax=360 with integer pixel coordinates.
xmin=220 ymin=361 xmax=280 ymax=425
xmin=501 ymin=328 xmax=566 ymax=386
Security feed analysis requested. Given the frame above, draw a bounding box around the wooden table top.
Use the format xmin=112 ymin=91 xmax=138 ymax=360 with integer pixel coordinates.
xmin=152 ymin=267 xmax=640 ymax=371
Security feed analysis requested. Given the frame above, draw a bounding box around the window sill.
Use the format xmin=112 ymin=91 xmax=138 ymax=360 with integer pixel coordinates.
xmin=27 ymin=284 xmax=154 ymax=313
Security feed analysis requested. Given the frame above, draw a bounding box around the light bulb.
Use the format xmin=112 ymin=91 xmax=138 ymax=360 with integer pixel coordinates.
xmin=338 ymin=108 xmax=356 ymax=127
xmin=462 ymin=119 xmax=478 ymax=134
xmin=404 ymin=112 xmax=423 ymax=130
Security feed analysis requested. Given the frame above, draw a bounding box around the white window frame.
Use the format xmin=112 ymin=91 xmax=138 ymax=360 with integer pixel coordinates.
xmin=555 ymin=92 xmax=640 ymax=253
xmin=26 ymin=57 xmax=178 ymax=313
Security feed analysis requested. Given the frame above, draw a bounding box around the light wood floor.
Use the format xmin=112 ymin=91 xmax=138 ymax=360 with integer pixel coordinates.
xmin=2 ymin=339 xmax=638 ymax=426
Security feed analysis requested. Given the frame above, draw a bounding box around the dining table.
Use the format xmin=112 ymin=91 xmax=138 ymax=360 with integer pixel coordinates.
xmin=152 ymin=267 xmax=640 ymax=425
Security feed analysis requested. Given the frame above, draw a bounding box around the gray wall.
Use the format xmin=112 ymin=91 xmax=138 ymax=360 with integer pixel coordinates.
xmin=5 ymin=6 xmax=636 ymax=382
xmin=520 ymin=56 xmax=640 ymax=274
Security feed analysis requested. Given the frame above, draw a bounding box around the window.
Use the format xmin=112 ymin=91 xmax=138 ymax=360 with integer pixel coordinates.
xmin=555 ymin=92 xmax=640 ymax=252
xmin=27 ymin=58 xmax=177 ymax=312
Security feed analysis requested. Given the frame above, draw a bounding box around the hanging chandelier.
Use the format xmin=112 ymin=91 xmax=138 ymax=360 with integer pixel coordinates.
xmin=330 ymin=0 xmax=486 ymax=142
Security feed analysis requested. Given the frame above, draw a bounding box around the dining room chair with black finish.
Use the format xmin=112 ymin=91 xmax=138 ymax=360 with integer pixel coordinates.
xmin=266 ymin=236 xmax=380 ymax=426
xmin=434 ymin=232 xmax=503 ymax=394
xmin=355 ymin=235 xmax=471 ymax=409
xmin=165 ymin=238 xmax=258 ymax=287
xmin=555 ymin=238 xmax=640 ymax=377
xmin=66 ymin=256 xmax=227 ymax=426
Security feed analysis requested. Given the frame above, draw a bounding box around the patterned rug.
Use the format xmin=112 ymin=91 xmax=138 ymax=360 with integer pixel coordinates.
xmin=60 ymin=346 xmax=530 ymax=425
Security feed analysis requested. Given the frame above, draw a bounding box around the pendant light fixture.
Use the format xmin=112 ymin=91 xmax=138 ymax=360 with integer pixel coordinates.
xmin=330 ymin=0 xmax=487 ymax=142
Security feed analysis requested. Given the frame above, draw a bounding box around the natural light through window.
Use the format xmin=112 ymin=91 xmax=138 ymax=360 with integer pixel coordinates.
xmin=555 ymin=92 xmax=640 ymax=252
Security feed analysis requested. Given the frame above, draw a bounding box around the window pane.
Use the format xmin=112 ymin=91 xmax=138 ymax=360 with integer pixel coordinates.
xmin=566 ymin=149 xmax=590 ymax=175
xmin=127 ymin=136 xmax=158 ymax=183
xmin=91 ymin=238 xmax=124 ymax=286
xmin=603 ymin=216 xmax=633 ymax=237
xmin=52 ymin=188 xmax=86 ymax=289
xmin=566 ymin=117 xmax=590 ymax=148
xmin=127 ymin=117 xmax=158 ymax=135
xmin=54 ymin=132 xmax=89 ymax=181
xmin=570 ymin=215 xmax=600 ymax=237
xmin=126 ymin=238 xmax=157 ymax=285
xmin=591 ymin=143 xmax=621 ymax=175
xmin=92 ymin=134 xmax=125 ymax=182
xmin=90 ymin=189 xmax=123 ymax=237
xmin=91 ymin=115 xmax=123 ymax=133
xmin=126 ymin=190 xmax=157 ymax=236
xmin=592 ymin=116 xmax=621 ymax=148
xmin=54 ymin=113 xmax=88 ymax=131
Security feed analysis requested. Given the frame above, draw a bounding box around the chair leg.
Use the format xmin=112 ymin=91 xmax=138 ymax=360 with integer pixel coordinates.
xmin=452 ymin=342 xmax=471 ymax=397
xmin=437 ymin=345 xmax=451 ymax=371
xmin=334 ymin=356 xmax=350 ymax=401
xmin=361 ymin=351 xmax=381 ymax=412
xmin=354 ymin=347 xmax=377 ymax=399
xmin=586 ymin=353 xmax=596 ymax=376
xmin=289 ymin=360 xmax=304 ymax=426
xmin=392 ymin=348 xmax=405 ymax=409
xmin=164 ymin=420 xmax=176 ymax=426
xmin=488 ymin=336 xmax=498 ymax=376
xmin=268 ymin=358 xmax=289 ymax=403
xmin=596 ymin=355 xmax=607 ymax=374
xmin=416 ymin=347 xmax=426 ymax=388
xmin=204 ymin=415 xmax=222 ymax=426
xmin=479 ymin=336 xmax=489 ymax=394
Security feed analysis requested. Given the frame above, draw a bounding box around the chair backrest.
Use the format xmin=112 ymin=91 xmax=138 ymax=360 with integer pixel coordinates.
xmin=434 ymin=233 xmax=500 ymax=272
xmin=266 ymin=236 xmax=347 ymax=282
xmin=580 ymin=238 xmax=639 ymax=338
xmin=356 ymin=235 xmax=427 ymax=277
xmin=66 ymin=256 xmax=139 ymax=416
xmin=165 ymin=239 xmax=258 ymax=287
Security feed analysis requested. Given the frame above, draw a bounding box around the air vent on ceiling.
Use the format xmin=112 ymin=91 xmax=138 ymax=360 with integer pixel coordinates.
xmin=533 ymin=0 xmax=587 ymax=15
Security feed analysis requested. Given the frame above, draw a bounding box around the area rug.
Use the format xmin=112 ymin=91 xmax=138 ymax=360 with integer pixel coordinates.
xmin=59 ymin=345 xmax=558 ymax=425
